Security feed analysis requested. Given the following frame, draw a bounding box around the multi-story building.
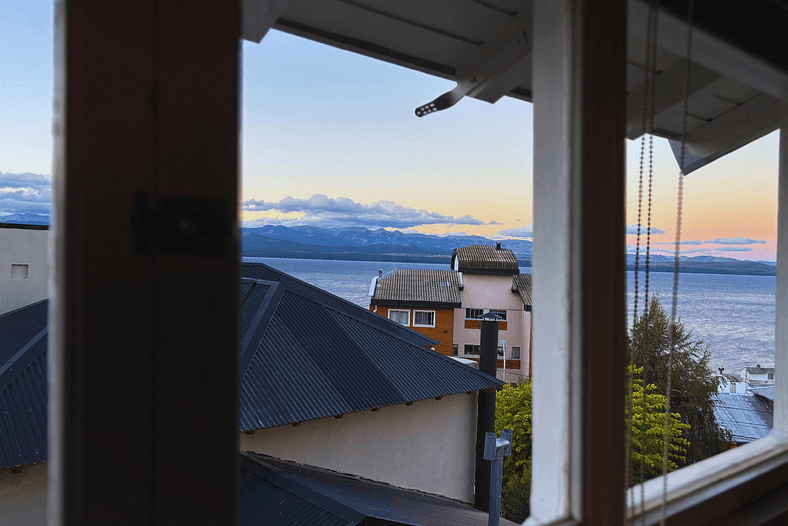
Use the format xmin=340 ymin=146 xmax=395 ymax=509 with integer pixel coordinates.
xmin=0 ymin=223 xmax=48 ymax=316
xmin=370 ymin=244 xmax=532 ymax=383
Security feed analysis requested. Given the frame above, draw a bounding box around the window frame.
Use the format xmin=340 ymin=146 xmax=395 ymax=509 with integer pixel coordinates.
xmin=511 ymin=346 xmax=521 ymax=360
xmin=464 ymin=344 xmax=481 ymax=356
xmin=465 ymin=308 xmax=484 ymax=320
xmin=488 ymin=309 xmax=507 ymax=321
xmin=388 ymin=309 xmax=410 ymax=326
xmin=412 ymin=309 xmax=436 ymax=328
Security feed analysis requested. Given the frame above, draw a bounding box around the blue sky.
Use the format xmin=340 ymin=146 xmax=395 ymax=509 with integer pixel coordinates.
xmin=0 ymin=1 xmax=780 ymax=260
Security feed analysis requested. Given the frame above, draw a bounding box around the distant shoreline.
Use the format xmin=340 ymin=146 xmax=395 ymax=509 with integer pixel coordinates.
xmin=242 ymin=252 xmax=775 ymax=277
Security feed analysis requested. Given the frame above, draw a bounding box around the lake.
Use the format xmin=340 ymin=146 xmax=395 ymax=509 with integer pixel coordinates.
xmin=244 ymin=257 xmax=776 ymax=373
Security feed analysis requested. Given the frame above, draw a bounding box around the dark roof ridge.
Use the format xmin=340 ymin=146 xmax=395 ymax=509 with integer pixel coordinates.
xmin=0 ymin=298 xmax=48 ymax=320
xmin=239 ymin=282 xmax=285 ymax=378
xmin=0 ymin=326 xmax=47 ymax=389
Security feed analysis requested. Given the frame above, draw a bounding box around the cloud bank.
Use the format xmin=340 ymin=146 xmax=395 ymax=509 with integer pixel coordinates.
xmin=626 ymin=224 xmax=665 ymax=235
xmin=242 ymin=194 xmax=490 ymax=229
xmin=705 ymin=237 xmax=766 ymax=245
xmin=497 ymin=224 xmax=533 ymax=238
xmin=0 ymin=171 xmax=51 ymax=214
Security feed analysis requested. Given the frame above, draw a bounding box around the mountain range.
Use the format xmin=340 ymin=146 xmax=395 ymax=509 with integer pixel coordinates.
xmin=0 ymin=213 xmax=775 ymax=276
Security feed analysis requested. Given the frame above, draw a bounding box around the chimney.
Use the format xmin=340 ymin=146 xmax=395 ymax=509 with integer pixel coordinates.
xmin=495 ymin=242 xmax=501 ymax=250
xmin=378 ymin=269 xmax=383 ymax=278
xmin=474 ymin=316 xmax=499 ymax=513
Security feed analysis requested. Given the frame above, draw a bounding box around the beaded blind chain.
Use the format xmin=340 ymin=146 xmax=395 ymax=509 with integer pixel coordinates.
xmin=660 ymin=1 xmax=694 ymax=525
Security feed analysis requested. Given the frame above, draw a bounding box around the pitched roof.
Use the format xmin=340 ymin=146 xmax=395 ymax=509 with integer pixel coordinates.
xmin=511 ymin=273 xmax=532 ymax=310
xmin=240 ymin=453 xmax=519 ymax=526
xmin=240 ymin=263 xmax=502 ymax=431
xmin=370 ymin=269 xmax=461 ymax=307
xmin=451 ymin=245 xmax=519 ymax=275
xmin=0 ymin=300 xmax=48 ymax=470
xmin=712 ymin=393 xmax=773 ymax=444
xmin=743 ymin=367 xmax=774 ymax=374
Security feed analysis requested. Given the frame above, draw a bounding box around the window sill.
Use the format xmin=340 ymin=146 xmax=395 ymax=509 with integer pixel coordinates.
xmin=628 ymin=430 xmax=788 ymax=525
xmin=413 ymin=324 xmax=435 ymax=328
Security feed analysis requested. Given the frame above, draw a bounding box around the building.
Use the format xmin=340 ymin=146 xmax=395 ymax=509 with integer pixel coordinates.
xmin=0 ymin=223 xmax=48 ymax=316
xmin=370 ymin=244 xmax=532 ymax=383
xmin=1 ymin=264 xmax=503 ymax=523
xmin=740 ymin=365 xmax=775 ymax=385
xmin=369 ymin=268 xmax=461 ymax=357
xmin=40 ymin=1 xmax=788 ymax=524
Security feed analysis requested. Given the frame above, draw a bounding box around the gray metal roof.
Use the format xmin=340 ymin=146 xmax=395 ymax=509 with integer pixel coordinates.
xmin=743 ymin=367 xmax=774 ymax=374
xmin=0 ymin=301 xmax=48 ymax=470
xmin=240 ymin=262 xmax=502 ymax=431
xmin=240 ymin=453 xmax=519 ymax=526
xmin=512 ymin=273 xmax=532 ymax=309
xmin=451 ymin=245 xmax=520 ymax=275
xmin=712 ymin=393 xmax=773 ymax=444
xmin=750 ymin=386 xmax=775 ymax=403
xmin=371 ymin=269 xmax=461 ymax=307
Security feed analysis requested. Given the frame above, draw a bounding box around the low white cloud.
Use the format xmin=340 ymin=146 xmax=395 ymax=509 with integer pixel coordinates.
xmin=0 ymin=171 xmax=52 ymax=214
xmin=497 ymin=224 xmax=533 ymax=238
xmin=242 ymin=194 xmax=486 ymax=229
xmin=626 ymin=224 xmax=665 ymax=235
xmin=705 ymin=237 xmax=766 ymax=245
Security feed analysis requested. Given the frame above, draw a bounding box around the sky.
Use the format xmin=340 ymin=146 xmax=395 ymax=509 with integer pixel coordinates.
xmin=0 ymin=1 xmax=780 ymax=261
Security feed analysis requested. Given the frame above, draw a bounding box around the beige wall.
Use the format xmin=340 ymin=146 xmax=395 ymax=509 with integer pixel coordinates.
xmin=0 ymin=463 xmax=47 ymax=526
xmin=241 ymin=393 xmax=478 ymax=503
xmin=454 ymin=273 xmax=531 ymax=382
xmin=0 ymin=228 xmax=48 ymax=315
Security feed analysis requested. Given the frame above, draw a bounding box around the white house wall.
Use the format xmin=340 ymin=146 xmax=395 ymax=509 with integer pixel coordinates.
xmin=0 ymin=228 xmax=48 ymax=315
xmin=454 ymin=273 xmax=530 ymax=381
xmin=0 ymin=464 xmax=47 ymax=526
xmin=240 ymin=393 xmax=478 ymax=503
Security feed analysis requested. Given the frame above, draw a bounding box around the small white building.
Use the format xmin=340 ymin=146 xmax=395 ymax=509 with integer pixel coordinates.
xmin=740 ymin=365 xmax=775 ymax=385
xmin=0 ymin=223 xmax=48 ymax=316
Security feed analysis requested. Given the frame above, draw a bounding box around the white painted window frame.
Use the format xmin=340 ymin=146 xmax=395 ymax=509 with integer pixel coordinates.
xmin=466 ymin=308 xmax=484 ymax=320
xmin=527 ymin=0 xmax=788 ymax=524
xmin=413 ymin=309 xmax=436 ymax=328
xmin=489 ymin=309 xmax=507 ymax=321
xmin=388 ymin=309 xmax=410 ymax=326
xmin=464 ymin=344 xmax=481 ymax=356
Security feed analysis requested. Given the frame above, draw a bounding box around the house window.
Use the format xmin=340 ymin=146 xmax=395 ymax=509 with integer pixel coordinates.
xmin=388 ymin=309 xmax=409 ymax=326
xmin=452 ymin=344 xmax=458 ymax=356
xmin=11 ymin=264 xmax=29 ymax=280
xmin=464 ymin=344 xmax=480 ymax=356
xmin=769 ymin=373 xmax=774 ymax=380
xmin=497 ymin=345 xmax=505 ymax=357
xmin=511 ymin=346 xmax=521 ymax=360
xmin=413 ymin=310 xmax=435 ymax=327
xmin=465 ymin=308 xmax=484 ymax=320
xmin=488 ymin=309 xmax=507 ymax=321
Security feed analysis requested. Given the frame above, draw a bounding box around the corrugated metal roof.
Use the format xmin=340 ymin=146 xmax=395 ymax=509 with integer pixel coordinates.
xmin=371 ymin=269 xmax=461 ymax=307
xmin=0 ymin=301 xmax=48 ymax=470
xmin=712 ymin=393 xmax=773 ymax=444
xmin=743 ymin=367 xmax=774 ymax=374
xmin=240 ymin=263 xmax=502 ymax=431
xmin=451 ymin=245 xmax=519 ymax=274
xmin=512 ymin=273 xmax=532 ymax=308
xmin=241 ymin=453 xmax=519 ymax=526
xmin=0 ymin=299 xmax=47 ymax=366
xmin=750 ymin=386 xmax=775 ymax=402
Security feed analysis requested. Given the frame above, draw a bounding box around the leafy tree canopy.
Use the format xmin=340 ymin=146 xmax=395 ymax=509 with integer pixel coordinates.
xmin=630 ymin=296 xmax=729 ymax=465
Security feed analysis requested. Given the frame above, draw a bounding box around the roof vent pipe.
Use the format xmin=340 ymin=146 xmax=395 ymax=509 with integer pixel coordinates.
xmin=379 ymin=269 xmax=383 ymax=278
xmin=474 ymin=317 xmax=499 ymax=513
xmin=495 ymin=242 xmax=501 ymax=250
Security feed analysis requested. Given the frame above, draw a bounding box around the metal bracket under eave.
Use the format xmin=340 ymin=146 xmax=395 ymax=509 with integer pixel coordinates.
xmin=415 ymin=7 xmax=533 ymax=118
xmin=242 ymin=0 xmax=290 ymax=43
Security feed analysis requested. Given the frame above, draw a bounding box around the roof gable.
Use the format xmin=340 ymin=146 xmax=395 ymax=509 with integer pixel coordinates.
xmin=240 ymin=263 xmax=502 ymax=431
xmin=451 ymin=245 xmax=519 ymax=275
xmin=371 ymin=269 xmax=461 ymax=307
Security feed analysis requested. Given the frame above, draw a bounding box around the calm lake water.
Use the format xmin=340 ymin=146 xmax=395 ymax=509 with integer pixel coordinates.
xmin=245 ymin=257 xmax=776 ymax=373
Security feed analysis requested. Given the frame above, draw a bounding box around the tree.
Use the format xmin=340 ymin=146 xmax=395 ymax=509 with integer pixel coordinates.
xmin=495 ymin=381 xmax=532 ymax=523
xmin=496 ymin=371 xmax=689 ymax=522
xmin=630 ymin=296 xmax=729 ymax=465
xmin=627 ymin=367 xmax=690 ymax=484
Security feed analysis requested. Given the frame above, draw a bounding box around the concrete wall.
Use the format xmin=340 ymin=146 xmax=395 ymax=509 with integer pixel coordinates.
xmin=0 ymin=463 xmax=47 ymax=526
xmin=453 ymin=273 xmax=530 ymax=382
xmin=241 ymin=393 xmax=478 ymax=503
xmin=0 ymin=227 xmax=48 ymax=315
